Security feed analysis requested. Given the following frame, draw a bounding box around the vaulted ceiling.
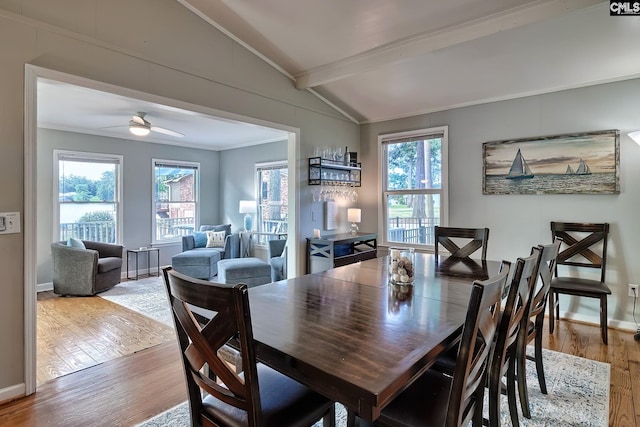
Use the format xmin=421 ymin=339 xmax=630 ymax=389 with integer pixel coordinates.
xmin=38 ymin=1 xmax=640 ymax=149
xmin=179 ymin=0 xmax=640 ymax=124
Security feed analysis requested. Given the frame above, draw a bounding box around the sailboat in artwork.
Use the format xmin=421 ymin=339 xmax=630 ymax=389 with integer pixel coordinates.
xmin=506 ymin=148 xmax=534 ymax=179
xmin=575 ymin=159 xmax=592 ymax=175
xmin=565 ymin=165 xmax=575 ymax=174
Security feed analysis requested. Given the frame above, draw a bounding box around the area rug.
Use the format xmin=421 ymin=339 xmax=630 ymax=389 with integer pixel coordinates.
xmin=100 ymin=275 xmax=174 ymax=326
xmin=107 ymin=277 xmax=609 ymax=427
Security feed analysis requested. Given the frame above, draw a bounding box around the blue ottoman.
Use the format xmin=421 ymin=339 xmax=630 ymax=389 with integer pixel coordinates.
xmin=171 ymin=249 xmax=221 ymax=280
xmin=217 ymin=258 xmax=272 ymax=287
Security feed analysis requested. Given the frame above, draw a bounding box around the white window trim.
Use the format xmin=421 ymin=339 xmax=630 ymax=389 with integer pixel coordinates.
xmin=152 ymin=158 xmax=200 ymax=245
xmin=53 ymin=149 xmax=124 ymax=244
xmin=255 ymin=160 xmax=288 ymax=248
xmin=377 ymin=126 xmax=449 ymax=249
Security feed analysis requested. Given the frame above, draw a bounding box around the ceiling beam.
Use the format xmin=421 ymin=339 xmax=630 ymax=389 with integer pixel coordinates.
xmin=294 ymin=0 xmax=604 ymax=89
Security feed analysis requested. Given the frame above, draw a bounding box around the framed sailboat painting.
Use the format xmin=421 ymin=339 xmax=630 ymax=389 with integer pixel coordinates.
xmin=482 ymin=130 xmax=619 ymax=195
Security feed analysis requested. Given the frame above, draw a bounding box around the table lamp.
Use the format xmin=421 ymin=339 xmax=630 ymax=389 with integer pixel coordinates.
xmin=347 ymin=208 xmax=361 ymax=235
xmin=239 ymin=200 xmax=257 ymax=231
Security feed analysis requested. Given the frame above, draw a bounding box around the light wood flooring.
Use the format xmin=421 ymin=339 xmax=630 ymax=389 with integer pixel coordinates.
xmin=0 ymin=293 xmax=638 ymax=426
xmin=36 ymin=290 xmax=176 ymax=385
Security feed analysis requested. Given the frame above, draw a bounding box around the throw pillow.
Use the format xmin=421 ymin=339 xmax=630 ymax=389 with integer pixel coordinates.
xmin=206 ymin=230 xmax=226 ymax=248
xmin=200 ymin=224 xmax=231 ymax=237
xmin=193 ymin=232 xmax=208 ymax=248
xmin=66 ymin=237 xmax=86 ymax=249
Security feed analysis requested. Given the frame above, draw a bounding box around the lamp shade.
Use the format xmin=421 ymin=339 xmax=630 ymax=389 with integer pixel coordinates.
xmin=347 ymin=208 xmax=361 ymax=223
xmin=629 ymin=130 xmax=640 ymax=145
xmin=239 ymin=200 xmax=257 ymax=214
xmin=129 ymin=125 xmax=150 ymax=136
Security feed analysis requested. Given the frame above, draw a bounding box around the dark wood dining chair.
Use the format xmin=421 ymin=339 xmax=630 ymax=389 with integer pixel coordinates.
xmin=487 ymin=248 xmax=541 ymax=427
xmin=434 ymin=226 xmax=490 ymax=260
xmin=548 ymin=222 xmax=611 ymax=344
xmin=515 ymin=239 xmax=561 ymax=419
xmin=162 ymin=267 xmax=335 ymax=427
xmin=354 ymin=261 xmax=510 ymax=427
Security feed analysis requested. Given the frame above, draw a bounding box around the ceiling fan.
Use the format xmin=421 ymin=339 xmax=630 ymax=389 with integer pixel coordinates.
xmin=104 ymin=112 xmax=184 ymax=137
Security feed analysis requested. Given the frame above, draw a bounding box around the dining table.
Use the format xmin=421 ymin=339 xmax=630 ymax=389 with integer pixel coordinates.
xmin=247 ymin=253 xmax=502 ymax=423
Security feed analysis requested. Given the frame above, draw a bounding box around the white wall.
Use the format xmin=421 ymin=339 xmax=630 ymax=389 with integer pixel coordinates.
xmin=361 ymin=78 xmax=640 ymax=330
xmin=0 ymin=0 xmax=358 ymax=397
xmin=219 ymin=140 xmax=288 ymax=230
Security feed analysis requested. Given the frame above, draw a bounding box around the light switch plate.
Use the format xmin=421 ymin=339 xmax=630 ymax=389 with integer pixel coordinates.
xmin=0 ymin=212 xmax=21 ymax=234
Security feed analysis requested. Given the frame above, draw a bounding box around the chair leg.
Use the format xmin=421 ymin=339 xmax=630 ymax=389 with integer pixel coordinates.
xmin=516 ymin=342 xmax=531 ymax=419
xmin=488 ymin=368 xmax=501 ymax=427
xmin=323 ymin=404 xmax=336 ymax=427
xmin=548 ymin=292 xmax=556 ymax=334
xmin=601 ymin=295 xmax=608 ymax=345
xmin=534 ymin=320 xmax=547 ymax=394
xmin=506 ymin=358 xmax=520 ymax=427
xmin=472 ymin=387 xmax=485 ymax=427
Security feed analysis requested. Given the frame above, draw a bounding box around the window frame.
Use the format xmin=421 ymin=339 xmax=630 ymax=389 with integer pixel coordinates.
xmin=53 ymin=150 xmax=123 ymax=244
xmin=378 ymin=126 xmax=449 ymax=250
xmin=152 ymin=158 xmax=200 ymax=245
xmin=255 ymin=160 xmax=288 ymax=247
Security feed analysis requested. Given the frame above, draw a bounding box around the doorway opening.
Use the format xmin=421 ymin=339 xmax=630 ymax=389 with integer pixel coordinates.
xmin=24 ymin=64 xmax=300 ymax=394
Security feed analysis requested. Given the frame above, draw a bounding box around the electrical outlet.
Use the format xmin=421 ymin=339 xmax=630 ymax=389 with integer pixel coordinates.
xmin=629 ymin=284 xmax=639 ymax=298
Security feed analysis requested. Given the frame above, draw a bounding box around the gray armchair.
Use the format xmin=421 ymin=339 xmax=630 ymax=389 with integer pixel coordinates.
xmin=268 ymin=238 xmax=287 ymax=281
xmin=51 ymin=240 xmax=124 ymax=296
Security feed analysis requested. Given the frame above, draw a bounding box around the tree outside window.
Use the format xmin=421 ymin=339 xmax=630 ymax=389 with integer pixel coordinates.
xmin=56 ymin=151 xmax=121 ymax=243
xmin=381 ymin=127 xmax=448 ymax=248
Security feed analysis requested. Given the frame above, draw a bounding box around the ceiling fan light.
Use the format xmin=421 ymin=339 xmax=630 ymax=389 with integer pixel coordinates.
xmin=129 ymin=124 xmax=150 ymax=136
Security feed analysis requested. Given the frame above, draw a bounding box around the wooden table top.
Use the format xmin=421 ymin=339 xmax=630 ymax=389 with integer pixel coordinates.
xmin=248 ymin=253 xmax=502 ymax=422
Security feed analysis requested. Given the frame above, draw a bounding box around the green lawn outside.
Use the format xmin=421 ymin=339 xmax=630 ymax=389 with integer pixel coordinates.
xmin=388 ymin=206 xmax=413 ymax=217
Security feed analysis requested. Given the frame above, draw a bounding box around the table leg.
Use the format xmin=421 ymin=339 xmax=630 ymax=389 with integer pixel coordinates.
xmin=135 ymin=252 xmax=139 ymax=280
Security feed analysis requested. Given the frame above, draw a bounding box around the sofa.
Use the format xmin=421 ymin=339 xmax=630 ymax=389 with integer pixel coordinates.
xmin=171 ymin=224 xmax=241 ymax=280
xmin=51 ymin=239 xmax=123 ymax=296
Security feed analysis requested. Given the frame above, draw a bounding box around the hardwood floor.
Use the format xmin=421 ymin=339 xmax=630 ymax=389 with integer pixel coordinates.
xmin=0 ymin=292 xmax=638 ymax=426
xmin=0 ymin=342 xmax=186 ymax=426
xmin=36 ymin=290 xmax=176 ymax=385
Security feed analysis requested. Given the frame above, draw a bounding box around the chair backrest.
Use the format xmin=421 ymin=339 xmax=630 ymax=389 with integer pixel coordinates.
xmin=434 ymin=226 xmax=490 ymax=260
xmin=527 ymin=238 xmax=561 ymax=323
xmin=551 ymin=222 xmax=609 ymax=282
xmin=492 ymin=248 xmax=542 ymax=378
xmin=162 ymin=267 xmax=263 ymax=427
xmin=268 ymin=238 xmax=287 ymax=258
xmin=447 ymin=261 xmax=511 ymax=426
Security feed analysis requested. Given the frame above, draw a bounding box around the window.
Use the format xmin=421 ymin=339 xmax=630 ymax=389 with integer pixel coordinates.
xmin=255 ymin=161 xmax=288 ymax=245
xmin=55 ymin=150 xmax=122 ymax=244
xmin=153 ymin=159 xmax=199 ymax=243
xmin=380 ymin=126 xmax=448 ymax=248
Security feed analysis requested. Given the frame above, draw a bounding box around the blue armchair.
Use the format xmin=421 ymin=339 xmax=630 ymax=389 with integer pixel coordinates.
xmin=268 ymin=238 xmax=287 ymax=281
xmin=171 ymin=224 xmax=241 ymax=280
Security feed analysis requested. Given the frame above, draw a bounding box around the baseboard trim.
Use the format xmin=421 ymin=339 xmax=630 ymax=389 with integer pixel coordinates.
xmin=36 ymin=282 xmax=53 ymax=292
xmin=0 ymin=383 xmax=25 ymax=405
xmin=558 ymin=310 xmax=637 ymax=332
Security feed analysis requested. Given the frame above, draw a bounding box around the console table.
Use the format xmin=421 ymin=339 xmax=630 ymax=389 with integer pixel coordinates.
xmin=306 ymin=232 xmax=377 ymax=273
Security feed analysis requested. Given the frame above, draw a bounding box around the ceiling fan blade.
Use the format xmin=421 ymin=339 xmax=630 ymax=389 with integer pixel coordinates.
xmin=151 ymin=126 xmax=184 ymax=137
xmin=99 ymin=125 xmax=128 ymax=130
